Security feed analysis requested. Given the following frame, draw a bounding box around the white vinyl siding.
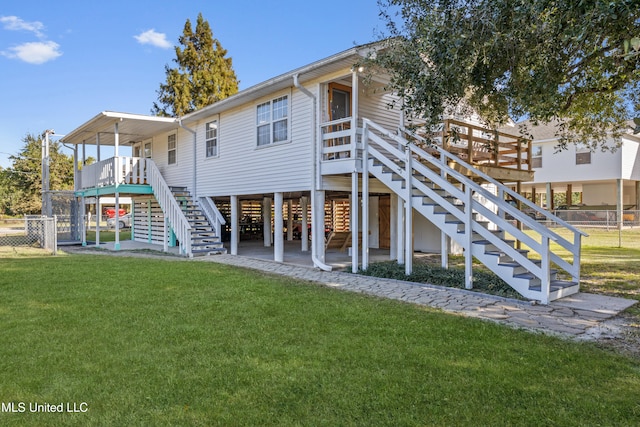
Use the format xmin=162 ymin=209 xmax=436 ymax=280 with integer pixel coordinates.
xmin=195 ymin=89 xmax=311 ymax=196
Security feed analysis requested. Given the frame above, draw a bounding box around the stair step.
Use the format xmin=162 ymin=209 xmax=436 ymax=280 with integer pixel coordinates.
xmin=528 ymin=280 xmax=578 ymax=293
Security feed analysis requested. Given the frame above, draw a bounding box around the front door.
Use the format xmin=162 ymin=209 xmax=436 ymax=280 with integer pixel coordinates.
xmin=328 ymin=82 xmax=351 ymax=121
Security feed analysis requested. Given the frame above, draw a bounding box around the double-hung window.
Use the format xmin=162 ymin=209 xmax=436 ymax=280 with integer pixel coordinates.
xmin=168 ymin=134 xmax=177 ymax=165
xmin=257 ymin=95 xmax=288 ymax=146
xmin=206 ymin=120 xmax=218 ymax=157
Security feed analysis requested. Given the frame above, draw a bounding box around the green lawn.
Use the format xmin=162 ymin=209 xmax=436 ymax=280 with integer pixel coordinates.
xmin=1 ymin=253 xmax=639 ymax=426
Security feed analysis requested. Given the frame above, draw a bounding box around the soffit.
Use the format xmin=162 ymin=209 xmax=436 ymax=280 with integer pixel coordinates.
xmin=61 ymin=112 xmax=178 ymax=146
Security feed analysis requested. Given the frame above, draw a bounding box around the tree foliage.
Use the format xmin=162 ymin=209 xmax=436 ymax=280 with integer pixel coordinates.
xmin=153 ymin=13 xmax=239 ymax=117
xmin=375 ymin=0 xmax=640 ymax=150
xmin=0 ymin=133 xmax=73 ymax=215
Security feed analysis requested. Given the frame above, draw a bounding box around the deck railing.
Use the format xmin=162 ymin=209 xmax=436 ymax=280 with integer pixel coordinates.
xmin=79 ymin=157 xmax=148 ymax=190
xmin=413 ymin=119 xmax=533 ymax=172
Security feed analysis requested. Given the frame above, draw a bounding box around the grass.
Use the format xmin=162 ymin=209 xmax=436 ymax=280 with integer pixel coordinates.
xmin=1 ymin=252 xmax=640 ymax=426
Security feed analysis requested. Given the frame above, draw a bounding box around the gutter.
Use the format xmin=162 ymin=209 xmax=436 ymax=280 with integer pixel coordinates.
xmin=293 ymin=73 xmax=332 ymax=272
xmin=178 ymin=118 xmax=197 ymax=198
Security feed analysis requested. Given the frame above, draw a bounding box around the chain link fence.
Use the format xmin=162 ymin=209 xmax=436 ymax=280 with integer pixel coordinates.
xmin=0 ymin=216 xmax=58 ymax=254
xmin=551 ymin=209 xmax=639 ymax=229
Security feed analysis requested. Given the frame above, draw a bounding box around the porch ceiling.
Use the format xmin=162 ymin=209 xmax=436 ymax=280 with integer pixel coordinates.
xmin=61 ymin=111 xmax=178 ymax=147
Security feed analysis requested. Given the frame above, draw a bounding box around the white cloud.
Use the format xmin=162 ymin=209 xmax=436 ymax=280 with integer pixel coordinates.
xmin=134 ymin=29 xmax=172 ymax=49
xmin=2 ymin=41 xmax=62 ymax=64
xmin=0 ymin=15 xmax=45 ymax=38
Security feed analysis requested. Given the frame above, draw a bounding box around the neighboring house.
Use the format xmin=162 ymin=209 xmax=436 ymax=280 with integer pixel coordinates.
xmin=516 ymin=121 xmax=640 ymax=217
xmin=61 ymin=42 xmax=585 ymax=304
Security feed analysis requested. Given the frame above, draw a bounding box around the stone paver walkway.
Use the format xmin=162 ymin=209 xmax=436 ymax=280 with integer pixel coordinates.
xmin=197 ymin=254 xmax=636 ymax=340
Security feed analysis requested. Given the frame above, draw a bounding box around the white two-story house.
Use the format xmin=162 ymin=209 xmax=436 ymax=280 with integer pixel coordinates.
xmin=61 ymin=42 xmax=586 ymax=304
xmin=517 ymin=121 xmax=640 ymax=221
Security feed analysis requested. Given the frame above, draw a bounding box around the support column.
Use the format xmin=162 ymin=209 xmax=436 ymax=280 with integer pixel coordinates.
xmin=301 ymin=196 xmax=309 ymax=252
xmin=274 ymin=192 xmax=284 ymax=262
xmin=113 ymin=122 xmax=120 ymax=251
xmin=263 ymin=197 xmax=272 ymax=247
xmin=362 ymin=159 xmax=369 ymax=271
xmin=441 ymin=232 xmax=449 ymax=269
xmin=397 ymin=196 xmax=404 ymax=264
xmin=286 ymin=200 xmax=293 ymax=241
xmin=404 ymin=145 xmax=413 ymax=275
xmin=389 ymin=193 xmax=398 ymax=261
xmin=230 ymin=195 xmax=239 ymax=255
xmin=351 ymin=172 xmax=359 ymax=273
xmin=617 ymin=179 xmax=623 ymax=230
xmin=114 ymin=192 xmax=121 ymax=250
xmin=96 ymin=197 xmax=101 ymax=247
xmin=566 ymin=184 xmax=572 ymax=206
xmin=313 ymin=190 xmax=326 ymax=264
xmin=546 ymin=182 xmax=552 ymax=210
xmin=81 ymin=197 xmax=87 ymax=247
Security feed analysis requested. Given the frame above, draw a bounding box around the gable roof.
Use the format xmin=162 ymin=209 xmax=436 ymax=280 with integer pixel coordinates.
xmin=61 ymin=41 xmax=381 ymax=146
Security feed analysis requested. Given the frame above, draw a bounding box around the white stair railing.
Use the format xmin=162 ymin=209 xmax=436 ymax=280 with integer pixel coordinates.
xmin=198 ymin=196 xmax=226 ymax=239
xmin=362 ymin=118 xmax=587 ymax=303
xmin=145 ymin=159 xmax=192 ymax=256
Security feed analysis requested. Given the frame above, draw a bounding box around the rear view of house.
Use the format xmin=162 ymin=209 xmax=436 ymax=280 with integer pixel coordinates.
xmin=62 ymin=42 xmax=586 ymax=304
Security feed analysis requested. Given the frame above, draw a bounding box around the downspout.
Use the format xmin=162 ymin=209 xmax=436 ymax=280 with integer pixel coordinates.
xmin=178 ymin=118 xmax=197 ymax=197
xmin=293 ymin=73 xmax=332 ymax=271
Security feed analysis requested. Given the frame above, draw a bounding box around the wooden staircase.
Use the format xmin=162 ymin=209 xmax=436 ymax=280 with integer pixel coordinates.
xmin=362 ymin=119 xmax=587 ymax=303
xmin=169 ymin=187 xmax=226 ymax=256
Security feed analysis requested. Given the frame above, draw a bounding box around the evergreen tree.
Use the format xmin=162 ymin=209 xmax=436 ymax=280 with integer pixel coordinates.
xmin=153 ymin=13 xmax=239 ymax=117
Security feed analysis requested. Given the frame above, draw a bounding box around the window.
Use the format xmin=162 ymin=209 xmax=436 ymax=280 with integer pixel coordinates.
xmin=144 ymin=141 xmax=152 ymax=158
xmin=531 ymin=145 xmax=542 ymax=168
xmin=206 ymin=120 xmax=218 ymax=157
xmin=257 ymin=95 xmax=288 ymax=146
xmin=576 ymin=148 xmax=591 ymax=165
xmin=168 ymin=134 xmax=176 ymax=164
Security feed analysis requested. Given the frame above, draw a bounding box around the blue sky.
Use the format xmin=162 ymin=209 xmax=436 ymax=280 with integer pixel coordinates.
xmin=0 ymin=0 xmax=385 ymax=168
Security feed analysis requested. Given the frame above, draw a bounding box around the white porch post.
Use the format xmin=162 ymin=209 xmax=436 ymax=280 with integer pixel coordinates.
xmin=397 ymin=196 xmax=404 ymax=264
xmin=230 ymin=195 xmax=239 ymax=255
xmin=390 ymin=193 xmax=398 ymax=260
xmin=404 ymin=145 xmax=413 ymax=275
xmin=351 ymin=173 xmax=359 ymax=273
xmin=113 ymin=122 xmax=121 ymax=251
xmin=274 ymin=192 xmax=284 ymax=262
xmin=301 ymin=196 xmax=309 ymax=251
xmin=546 ymin=182 xmax=552 ymax=210
xmin=96 ymin=197 xmax=101 ymax=247
xmin=441 ymin=232 xmax=449 ymax=269
xmin=263 ymin=197 xmax=272 ymax=247
xmin=362 ymin=125 xmax=369 ymax=270
xmin=617 ymin=179 xmax=624 ymax=230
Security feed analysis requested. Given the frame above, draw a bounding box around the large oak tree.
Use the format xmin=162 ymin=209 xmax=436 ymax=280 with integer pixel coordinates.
xmin=376 ymin=0 xmax=640 ymax=150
